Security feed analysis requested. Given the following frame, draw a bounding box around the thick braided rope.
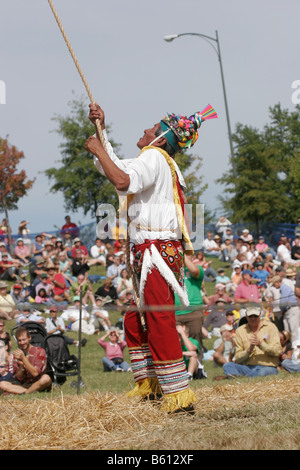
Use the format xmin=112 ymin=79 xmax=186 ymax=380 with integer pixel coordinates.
xmin=47 ymin=0 xmax=107 ymax=151
xmin=47 ymin=0 xmax=142 ymax=319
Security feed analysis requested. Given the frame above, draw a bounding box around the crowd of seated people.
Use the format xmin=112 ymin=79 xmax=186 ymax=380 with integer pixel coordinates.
xmin=0 ymin=217 xmax=135 ymax=393
xmin=195 ymin=217 xmax=300 ymax=379
xmin=1 ymin=214 xmax=300 ymax=391
xmin=0 ymin=219 xmax=133 ymax=324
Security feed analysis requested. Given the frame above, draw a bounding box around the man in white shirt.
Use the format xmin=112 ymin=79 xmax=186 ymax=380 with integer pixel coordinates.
xmin=106 ymin=255 xmax=122 ymax=288
xmin=277 ymin=239 xmax=300 ymax=266
xmin=240 ymin=229 xmax=253 ymax=243
xmin=202 ymin=231 xmax=221 ymax=256
xmin=85 ymin=102 xmax=217 ymax=413
xmin=61 ymin=297 xmax=95 ymax=335
xmin=90 ymin=238 xmax=107 ymax=265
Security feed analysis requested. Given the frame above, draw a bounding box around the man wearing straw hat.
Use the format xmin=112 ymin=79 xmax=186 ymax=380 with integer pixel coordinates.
xmin=85 ymin=102 xmax=217 ymax=413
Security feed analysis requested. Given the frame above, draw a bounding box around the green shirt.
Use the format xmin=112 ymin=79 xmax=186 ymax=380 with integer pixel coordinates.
xmin=182 ymin=337 xmax=200 ymax=367
xmin=175 ymin=266 xmax=204 ymax=315
xmin=70 ymin=281 xmax=89 ymax=299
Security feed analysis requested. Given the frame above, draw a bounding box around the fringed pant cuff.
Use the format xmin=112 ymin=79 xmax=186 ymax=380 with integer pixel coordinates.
xmin=161 ymin=387 xmax=196 ymax=413
xmin=127 ymin=377 xmax=162 ymax=398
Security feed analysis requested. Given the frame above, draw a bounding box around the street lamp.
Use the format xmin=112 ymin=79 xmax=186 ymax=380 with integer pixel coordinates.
xmin=164 ymin=31 xmax=234 ymax=161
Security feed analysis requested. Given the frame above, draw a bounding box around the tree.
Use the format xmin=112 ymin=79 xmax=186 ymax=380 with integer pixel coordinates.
xmin=217 ymin=104 xmax=300 ymax=234
xmin=176 ymin=151 xmax=207 ymax=206
xmin=175 ymin=149 xmax=213 ymax=230
xmin=264 ymin=104 xmax=300 ymax=219
xmin=45 ymin=95 xmax=121 ymax=219
xmin=0 ymin=137 xmax=35 ymax=252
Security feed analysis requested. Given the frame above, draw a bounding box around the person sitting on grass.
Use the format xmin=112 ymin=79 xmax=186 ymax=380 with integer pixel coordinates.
xmin=16 ymin=305 xmax=46 ymax=326
xmin=70 ymin=273 xmax=96 ymax=306
xmin=90 ymin=296 xmax=111 ymax=333
xmin=60 ymin=296 xmax=95 ymax=335
xmin=94 ymin=277 xmax=123 ymax=308
xmin=0 ymin=281 xmax=19 ymax=320
xmin=223 ymin=305 xmax=282 ymax=378
xmin=97 ymin=328 xmax=131 ymax=372
xmin=34 ymin=287 xmax=51 ymax=306
xmin=0 ymin=337 xmax=14 ymax=383
xmin=281 ymin=340 xmax=300 ymax=374
xmin=0 ymin=327 xmax=52 ymax=395
xmin=251 ymin=262 xmax=270 ymax=288
xmin=45 ymin=305 xmax=87 ymax=348
xmin=212 ymin=324 xmax=236 ymax=367
xmin=176 ymin=324 xmax=199 ymax=380
xmin=215 ymin=268 xmax=232 ymax=292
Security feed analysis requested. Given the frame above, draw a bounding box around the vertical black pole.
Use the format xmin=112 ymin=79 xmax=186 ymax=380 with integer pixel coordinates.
xmin=77 ymin=285 xmax=82 ymax=395
xmin=215 ymin=30 xmax=234 ymax=164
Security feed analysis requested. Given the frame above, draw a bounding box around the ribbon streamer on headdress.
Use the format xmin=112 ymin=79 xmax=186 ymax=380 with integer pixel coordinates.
xmin=47 ymin=0 xmax=144 ymax=326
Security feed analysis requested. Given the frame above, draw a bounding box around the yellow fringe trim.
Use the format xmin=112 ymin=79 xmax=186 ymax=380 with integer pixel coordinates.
xmin=161 ymin=387 xmax=196 ymax=413
xmin=127 ymin=377 xmax=162 ymax=398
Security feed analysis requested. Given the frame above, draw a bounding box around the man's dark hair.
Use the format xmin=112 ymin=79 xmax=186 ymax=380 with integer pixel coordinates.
xmin=15 ymin=327 xmax=30 ymax=339
xmin=155 ymin=126 xmax=177 ymax=157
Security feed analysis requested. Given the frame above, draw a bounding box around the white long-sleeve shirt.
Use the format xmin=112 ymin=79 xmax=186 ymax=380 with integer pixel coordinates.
xmin=93 ymin=130 xmax=186 ymax=245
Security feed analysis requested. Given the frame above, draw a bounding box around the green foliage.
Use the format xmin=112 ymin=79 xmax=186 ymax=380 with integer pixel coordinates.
xmin=217 ymin=103 xmax=300 ymax=232
xmin=175 ymin=150 xmax=214 ymax=223
xmin=175 ymin=151 xmax=207 ymax=205
xmin=264 ymin=103 xmax=300 ymax=217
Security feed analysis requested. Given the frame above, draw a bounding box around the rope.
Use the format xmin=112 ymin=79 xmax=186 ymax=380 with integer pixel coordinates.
xmin=47 ymin=0 xmax=107 ymax=152
xmin=102 ymin=296 xmax=300 ymax=313
xmin=47 ymin=0 xmax=143 ymax=323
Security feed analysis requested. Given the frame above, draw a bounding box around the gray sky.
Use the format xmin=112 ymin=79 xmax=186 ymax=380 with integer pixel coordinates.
xmin=1 ymin=0 xmax=299 ymax=234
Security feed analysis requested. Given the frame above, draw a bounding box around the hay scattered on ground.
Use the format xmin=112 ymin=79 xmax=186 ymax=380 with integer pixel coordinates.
xmin=0 ymin=376 xmax=299 ymax=450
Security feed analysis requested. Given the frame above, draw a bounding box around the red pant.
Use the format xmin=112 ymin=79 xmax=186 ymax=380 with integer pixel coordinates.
xmin=124 ymin=240 xmax=189 ymax=396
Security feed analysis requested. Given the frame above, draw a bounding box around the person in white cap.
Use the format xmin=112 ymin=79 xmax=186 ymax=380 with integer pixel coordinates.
xmin=223 ymin=305 xmax=282 ymax=378
xmin=213 ymin=324 xmax=235 ymax=366
xmin=240 ymin=229 xmax=253 ymax=243
xmin=208 ymin=283 xmax=233 ymax=306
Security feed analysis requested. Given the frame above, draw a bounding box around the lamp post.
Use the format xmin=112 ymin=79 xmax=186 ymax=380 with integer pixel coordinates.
xmin=164 ymin=31 xmax=234 ymax=161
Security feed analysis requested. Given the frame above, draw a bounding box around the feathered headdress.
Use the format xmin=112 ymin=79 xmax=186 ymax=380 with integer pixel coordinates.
xmin=160 ymin=104 xmax=218 ymax=150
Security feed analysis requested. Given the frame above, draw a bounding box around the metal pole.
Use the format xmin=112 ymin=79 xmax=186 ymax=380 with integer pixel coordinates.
xmin=214 ymin=31 xmax=234 ymax=162
xmin=164 ymin=31 xmax=234 ymax=162
xmin=77 ymin=285 xmax=82 ymax=395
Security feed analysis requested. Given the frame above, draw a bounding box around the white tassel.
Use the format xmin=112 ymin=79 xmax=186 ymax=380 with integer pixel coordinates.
xmin=138 ymin=243 xmax=189 ymax=308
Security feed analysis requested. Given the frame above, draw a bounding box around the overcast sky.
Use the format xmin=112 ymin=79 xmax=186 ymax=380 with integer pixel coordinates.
xmin=1 ymin=0 xmax=299 ymax=235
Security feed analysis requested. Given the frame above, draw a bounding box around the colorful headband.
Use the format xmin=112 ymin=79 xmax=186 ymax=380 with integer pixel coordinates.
xmin=160 ymin=104 xmax=218 ymax=150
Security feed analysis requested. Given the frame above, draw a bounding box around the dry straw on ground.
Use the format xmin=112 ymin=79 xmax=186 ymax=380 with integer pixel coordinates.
xmin=1 ymin=376 xmax=300 ymax=450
